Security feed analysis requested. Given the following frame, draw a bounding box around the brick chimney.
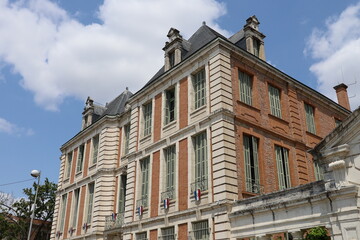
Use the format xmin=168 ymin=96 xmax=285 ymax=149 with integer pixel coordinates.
xmin=333 ymin=83 xmax=351 ymax=110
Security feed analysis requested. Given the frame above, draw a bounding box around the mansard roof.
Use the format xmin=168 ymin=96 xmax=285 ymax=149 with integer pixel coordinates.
xmin=103 ymin=89 xmax=133 ymax=116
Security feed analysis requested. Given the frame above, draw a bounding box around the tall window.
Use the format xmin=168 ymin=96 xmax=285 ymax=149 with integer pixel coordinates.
xmin=161 ymin=227 xmax=175 ymax=240
xmin=243 ymin=135 xmax=260 ymax=193
xmin=118 ymin=175 xmax=127 ymax=213
xmin=239 ymin=71 xmax=252 ymax=105
xmin=92 ymin=135 xmax=99 ymax=164
xmin=268 ymin=85 xmax=282 ymax=118
xmin=304 ymin=103 xmax=316 ymax=134
xmin=123 ymin=124 xmax=130 ymax=155
xmin=140 ymin=157 xmax=150 ymax=207
xmin=192 ymin=220 xmax=210 ymax=240
xmin=72 ymin=189 xmax=80 ymax=228
xmin=143 ymin=102 xmax=152 ymax=136
xmin=314 ymin=161 xmax=324 ymax=181
xmin=65 ymin=152 xmax=72 ymax=179
xmin=76 ymin=145 xmax=85 ymax=173
xmin=59 ymin=194 xmax=67 ymax=231
xmin=275 ymin=146 xmax=291 ymax=190
xmin=193 ymin=69 xmax=206 ymax=109
xmin=165 ymin=88 xmax=176 ymax=124
xmin=86 ymin=183 xmax=95 ymax=224
xmin=165 ymin=145 xmax=176 ymax=194
xmin=194 ymin=132 xmax=208 ymax=190
xmin=137 ymin=232 xmax=147 ymax=240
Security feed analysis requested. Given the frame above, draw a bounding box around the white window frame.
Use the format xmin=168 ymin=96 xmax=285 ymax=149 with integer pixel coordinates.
xmin=143 ymin=102 xmax=152 ymax=137
xmin=58 ymin=193 xmax=67 ymax=232
xmin=71 ymin=188 xmax=80 ymax=228
xmin=268 ymin=84 xmax=282 ymax=118
xmin=192 ymin=220 xmax=210 ymax=240
xmin=239 ymin=70 xmax=253 ymax=106
xmin=118 ymin=175 xmax=127 ymax=213
xmin=243 ymin=134 xmax=260 ymax=193
xmin=76 ymin=144 xmax=85 ymax=173
xmin=164 ymin=87 xmax=176 ymax=125
xmin=91 ymin=135 xmax=99 ymax=165
xmin=193 ymin=132 xmax=208 ymax=191
xmin=275 ymin=146 xmax=291 ymax=190
xmin=65 ymin=152 xmax=72 ymax=179
xmin=86 ymin=183 xmax=95 ymax=224
xmin=304 ymin=103 xmax=316 ymax=134
xmin=139 ymin=157 xmax=150 ymax=207
xmin=192 ymin=68 xmax=206 ymax=110
xmin=123 ymin=124 xmax=130 ymax=155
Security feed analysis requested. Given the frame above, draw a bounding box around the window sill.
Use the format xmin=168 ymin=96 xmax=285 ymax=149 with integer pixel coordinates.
xmin=236 ymin=100 xmax=260 ymax=112
xmin=63 ymin=178 xmax=69 ymax=184
xmin=190 ymin=104 xmax=207 ymax=117
xmin=75 ymin=171 xmax=82 ymax=178
xmin=305 ymin=131 xmax=322 ymax=140
xmin=140 ymin=134 xmax=152 ymax=143
xmin=268 ymin=114 xmax=289 ymax=125
xmin=163 ymin=120 xmax=177 ymax=131
xmin=89 ymin=164 xmax=96 ymax=171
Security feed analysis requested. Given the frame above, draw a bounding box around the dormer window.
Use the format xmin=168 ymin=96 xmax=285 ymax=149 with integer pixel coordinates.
xmin=253 ymin=38 xmax=260 ymax=57
xmin=169 ymin=51 xmax=175 ymax=68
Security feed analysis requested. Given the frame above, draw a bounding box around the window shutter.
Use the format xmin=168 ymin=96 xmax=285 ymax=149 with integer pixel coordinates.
xmin=243 ymin=135 xmax=252 ymax=191
xmin=276 ymin=146 xmax=286 ymax=190
xmin=252 ymin=137 xmax=260 ymax=186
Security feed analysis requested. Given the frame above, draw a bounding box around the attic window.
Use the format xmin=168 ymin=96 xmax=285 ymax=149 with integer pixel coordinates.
xmin=253 ymin=38 xmax=260 ymax=57
xmin=169 ymin=51 xmax=175 ymax=68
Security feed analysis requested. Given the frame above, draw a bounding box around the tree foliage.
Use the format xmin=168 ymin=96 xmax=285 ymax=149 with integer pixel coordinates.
xmin=0 ymin=178 xmax=57 ymax=240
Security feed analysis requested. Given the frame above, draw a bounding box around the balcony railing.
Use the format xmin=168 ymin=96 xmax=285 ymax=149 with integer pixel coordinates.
xmin=189 ymin=229 xmax=210 ymax=240
xmin=245 ymin=179 xmax=264 ymax=194
xmin=161 ymin=187 xmax=175 ymax=201
xmin=136 ymin=196 xmax=148 ymax=208
xmin=190 ymin=177 xmax=208 ymax=193
xmin=105 ymin=212 xmax=124 ymax=230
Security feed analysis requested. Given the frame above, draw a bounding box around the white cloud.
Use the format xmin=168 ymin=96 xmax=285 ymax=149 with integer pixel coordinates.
xmin=0 ymin=117 xmax=34 ymax=136
xmin=0 ymin=0 xmax=227 ymax=111
xmin=305 ymin=2 xmax=360 ymax=110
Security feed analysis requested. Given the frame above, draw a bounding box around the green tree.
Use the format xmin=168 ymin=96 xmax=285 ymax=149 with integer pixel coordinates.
xmin=304 ymin=226 xmax=330 ymax=240
xmin=0 ymin=178 xmax=57 ymax=240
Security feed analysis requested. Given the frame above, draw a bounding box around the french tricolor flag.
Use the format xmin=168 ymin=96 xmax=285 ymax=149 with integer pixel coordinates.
xmin=163 ymin=198 xmax=170 ymax=209
xmin=194 ymin=189 xmax=201 ymax=201
xmin=138 ymin=206 xmax=143 ymax=216
xmin=111 ymin=212 xmax=117 ymax=220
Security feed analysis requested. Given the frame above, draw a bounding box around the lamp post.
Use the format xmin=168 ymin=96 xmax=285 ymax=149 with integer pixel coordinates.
xmin=27 ymin=170 xmax=41 ymax=240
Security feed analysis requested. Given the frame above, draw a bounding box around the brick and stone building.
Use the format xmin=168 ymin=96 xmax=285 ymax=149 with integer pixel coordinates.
xmin=50 ymin=16 xmax=351 ymax=240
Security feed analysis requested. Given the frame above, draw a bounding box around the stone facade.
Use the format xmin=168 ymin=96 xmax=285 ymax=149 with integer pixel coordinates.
xmin=51 ymin=17 xmax=351 ymax=240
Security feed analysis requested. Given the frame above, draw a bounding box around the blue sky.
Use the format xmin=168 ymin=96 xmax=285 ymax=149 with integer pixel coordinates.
xmin=1 ymin=0 xmax=360 ymax=198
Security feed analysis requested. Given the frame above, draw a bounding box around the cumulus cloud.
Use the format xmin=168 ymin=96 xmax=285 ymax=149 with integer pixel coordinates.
xmin=0 ymin=0 xmax=227 ymax=111
xmin=305 ymin=2 xmax=360 ymax=110
xmin=0 ymin=117 xmax=34 ymax=136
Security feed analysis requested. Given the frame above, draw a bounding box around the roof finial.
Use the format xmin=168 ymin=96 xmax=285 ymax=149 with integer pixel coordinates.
xmin=126 ymin=87 xmax=128 ymax=91
xmin=202 ymin=21 xmax=206 ymax=26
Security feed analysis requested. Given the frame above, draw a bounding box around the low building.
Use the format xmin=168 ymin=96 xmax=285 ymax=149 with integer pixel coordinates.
xmin=50 ymin=16 xmax=351 ymax=240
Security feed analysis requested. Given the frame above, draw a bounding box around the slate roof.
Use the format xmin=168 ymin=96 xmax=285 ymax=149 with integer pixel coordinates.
xmin=103 ymin=89 xmax=133 ymax=116
xmin=142 ymin=24 xmax=229 ymax=90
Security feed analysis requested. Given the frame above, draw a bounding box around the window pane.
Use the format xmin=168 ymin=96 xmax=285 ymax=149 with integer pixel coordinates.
xmin=162 ymin=227 xmax=175 ymax=240
xmin=165 ymin=145 xmax=176 ymax=193
xmin=305 ymin=103 xmax=316 ymax=134
xmin=165 ymin=88 xmax=176 ymax=124
xmin=118 ymin=175 xmax=127 ymax=213
xmin=143 ymin=102 xmax=152 ymax=136
xmin=140 ymin=157 xmax=150 ymax=206
xmin=243 ymin=135 xmax=260 ymax=193
xmin=124 ymin=124 xmax=130 ymax=154
xmin=194 ymin=132 xmax=208 ymax=190
xmin=87 ymin=183 xmax=95 ymax=224
xmin=193 ymin=69 xmax=206 ymax=109
xmin=239 ymin=71 xmax=252 ymax=105
xmin=275 ymin=146 xmax=290 ymax=190
xmin=92 ymin=135 xmax=99 ymax=164
xmin=66 ymin=152 xmax=72 ymax=178
xmin=76 ymin=145 xmax=84 ymax=173
xmin=72 ymin=189 xmax=80 ymax=227
xmin=59 ymin=194 xmax=67 ymax=231
xmin=268 ymin=85 xmax=282 ymax=118
xmin=193 ymin=220 xmax=209 ymax=240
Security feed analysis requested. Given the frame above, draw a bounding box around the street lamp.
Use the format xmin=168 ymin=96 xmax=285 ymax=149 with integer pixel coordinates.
xmin=27 ymin=170 xmax=41 ymax=240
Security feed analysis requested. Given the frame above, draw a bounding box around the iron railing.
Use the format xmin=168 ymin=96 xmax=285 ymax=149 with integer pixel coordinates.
xmin=245 ymin=179 xmax=264 ymax=194
xmin=104 ymin=212 xmax=124 ymax=230
xmin=161 ymin=188 xmax=175 ymax=202
xmin=190 ymin=177 xmax=208 ymax=193
xmin=136 ymin=196 xmax=148 ymax=208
